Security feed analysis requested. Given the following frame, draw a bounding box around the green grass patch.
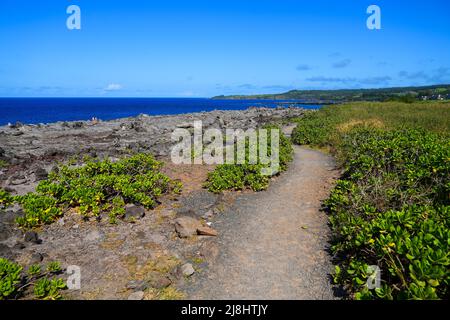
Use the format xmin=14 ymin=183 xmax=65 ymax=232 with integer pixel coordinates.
xmin=292 ymin=101 xmax=450 ymax=300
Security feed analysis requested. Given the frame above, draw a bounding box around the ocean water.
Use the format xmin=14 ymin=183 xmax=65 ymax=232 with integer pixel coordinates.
xmin=0 ymin=98 xmax=321 ymax=126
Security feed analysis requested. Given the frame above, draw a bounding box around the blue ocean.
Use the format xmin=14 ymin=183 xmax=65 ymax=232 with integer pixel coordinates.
xmin=0 ymin=98 xmax=320 ymax=126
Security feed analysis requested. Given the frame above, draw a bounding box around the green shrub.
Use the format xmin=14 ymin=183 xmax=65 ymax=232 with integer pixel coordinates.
xmin=0 ymin=258 xmax=67 ymax=300
xmin=292 ymin=102 xmax=450 ymax=300
xmin=339 ymin=129 xmax=450 ymax=208
xmin=0 ymin=188 xmax=13 ymax=208
xmin=14 ymin=194 xmax=62 ymax=228
xmin=333 ymin=205 xmax=449 ymax=299
xmin=34 ymin=278 xmax=67 ymax=300
xmin=205 ymin=126 xmax=293 ymax=193
xmin=291 ymin=112 xmax=333 ymax=146
xmin=27 ymin=265 xmax=41 ymax=277
xmin=0 ymin=258 xmax=22 ymax=300
xmin=206 ymin=163 xmax=270 ymax=192
xmin=6 ymin=153 xmax=182 ymax=229
xmin=326 ymin=129 xmax=450 ymax=299
xmin=46 ymin=261 xmax=62 ymax=273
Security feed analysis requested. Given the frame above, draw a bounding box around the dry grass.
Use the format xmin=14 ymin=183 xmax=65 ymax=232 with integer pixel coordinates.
xmin=336 ymin=118 xmax=385 ymax=133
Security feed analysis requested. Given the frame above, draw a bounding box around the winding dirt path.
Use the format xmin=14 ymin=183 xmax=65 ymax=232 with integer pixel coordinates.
xmin=186 ymin=141 xmax=340 ymax=299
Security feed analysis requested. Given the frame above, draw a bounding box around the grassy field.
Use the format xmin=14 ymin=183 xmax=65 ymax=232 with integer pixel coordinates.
xmin=292 ymin=101 xmax=450 ymax=300
xmin=292 ymin=101 xmax=449 ymax=148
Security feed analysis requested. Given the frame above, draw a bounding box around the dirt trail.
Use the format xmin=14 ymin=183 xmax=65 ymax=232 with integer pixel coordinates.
xmin=186 ymin=141 xmax=339 ymax=299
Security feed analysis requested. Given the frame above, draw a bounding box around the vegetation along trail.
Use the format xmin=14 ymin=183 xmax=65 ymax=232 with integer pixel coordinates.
xmin=186 ymin=138 xmax=340 ymax=299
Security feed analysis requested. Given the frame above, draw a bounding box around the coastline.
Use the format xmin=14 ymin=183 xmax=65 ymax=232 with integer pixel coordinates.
xmin=0 ymin=97 xmax=320 ymax=126
xmin=0 ymin=106 xmax=307 ymax=193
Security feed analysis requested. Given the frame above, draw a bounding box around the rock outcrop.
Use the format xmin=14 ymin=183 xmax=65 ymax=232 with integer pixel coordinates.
xmin=0 ymin=107 xmax=305 ymax=165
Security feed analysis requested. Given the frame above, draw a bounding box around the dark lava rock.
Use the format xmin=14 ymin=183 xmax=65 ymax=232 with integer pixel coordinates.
xmin=31 ymin=252 xmax=44 ymax=264
xmin=0 ymin=226 xmax=12 ymax=242
xmin=177 ymin=190 xmax=220 ymax=217
xmin=24 ymin=231 xmax=42 ymax=244
xmin=1 ymin=208 xmax=22 ymax=225
xmin=202 ymin=209 xmax=214 ymax=219
xmin=0 ymin=209 xmax=22 ymax=241
xmin=3 ymin=186 xmax=15 ymax=193
xmin=72 ymin=122 xmax=85 ymax=129
xmin=13 ymin=242 xmax=26 ymax=250
xmin=176 ymin=209 xmax=197 ymax=218
xmin=33 ymin=167 xmax=48 ymax=181
xmin=10 ymin=121 xmax=24 ymax=129
xmin=11 ymin=131 xmax=24 ymax=136
xmin=10 ymin=175 xmax=27 ymax=185
xmin=148 ymin=275 xmax=172 ymax=289
xmin=126 ymin=280 xmax=148 ymax=292
xmin=124 ymin=204 xmax=145 ymax=222
xmin=44 ymin=148 xmax=61 ymax=157
xmin=0 ymin=244 xmax=13 ymax=259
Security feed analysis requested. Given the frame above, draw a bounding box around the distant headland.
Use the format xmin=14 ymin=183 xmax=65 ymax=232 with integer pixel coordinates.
xmin=212 ymin=84 xmax=450 ymax=103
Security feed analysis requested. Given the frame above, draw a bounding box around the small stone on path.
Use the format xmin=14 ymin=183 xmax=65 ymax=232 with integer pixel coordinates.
xmin=181 ymin=263 xmax=195 ymax=277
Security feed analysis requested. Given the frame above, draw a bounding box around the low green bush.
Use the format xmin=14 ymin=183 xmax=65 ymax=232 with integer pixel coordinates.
xmin=0 ymin=258 xmax=22 ymax=300
xmin=0 ymin=188 xmax=13 ymax=208
xmin=292 ymin=102 xmax=450 ymax=300
xmin=2 ymin=153 xmax=182 ymax=229
xmin=291 ymin=112 xmax=333 ymax=146
xmin=205 ymin=126 xmax=293 ymax=193
xmin=14 ymin=194 xmax=62 ymax=228
xmin=327 ymin=129 xmax=449 ymax=299
xmin=34 ymin=278 xmax=67 ymax=300
xmin=27 ymin=264 xmax=41 ymax=277
xmin=0 ymin=258 xmax=66 ymax=300
xmin=331 ymin=204 xmax=449 ymax=299
xmin=205 ymin=163 xmax=270 ymax=192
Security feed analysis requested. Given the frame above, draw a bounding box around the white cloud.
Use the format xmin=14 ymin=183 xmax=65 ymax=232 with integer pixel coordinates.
xmin=104 ymin=83 xmax=123 ymax=91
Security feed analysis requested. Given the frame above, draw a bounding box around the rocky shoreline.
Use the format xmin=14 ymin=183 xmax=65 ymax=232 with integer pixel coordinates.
xmin=0 ymin=107 xmax=306 ymax=192
xmin=0 ymin=106 xmax=306 ymax=300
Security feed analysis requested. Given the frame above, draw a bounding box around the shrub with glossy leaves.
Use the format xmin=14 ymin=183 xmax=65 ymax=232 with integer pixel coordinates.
xmin=205 ymin=126 xmax=293 ymax=193
xmin=0 ymin=188 xmax=13 ymax=208
xmin=0 ymin=258 xmax=22 ymax=300
xmin=293 ymin=102 xmax=450 ymax=300
xmin=34 ymin=278 xmax=67 ymax=300
xmin=1 ymin=259 xmax=67 ymax=300
xmin=6 ymin=153 xmax=182 ymax=229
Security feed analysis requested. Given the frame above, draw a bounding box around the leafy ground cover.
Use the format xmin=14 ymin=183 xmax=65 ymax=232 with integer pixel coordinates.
xmin=292 ymin=101 xmax=450 ymax=299
xmin=0 ymin=258 xmax=66 ymax=300
xmin=1 ymin=153 xmax=182 ymax=229
xmin=204 ymin=126 xmax=293 ymax=192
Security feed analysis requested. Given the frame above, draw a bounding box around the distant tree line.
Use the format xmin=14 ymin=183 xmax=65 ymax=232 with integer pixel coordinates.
xmin=212 ymin=84 xmax=450 ymax=103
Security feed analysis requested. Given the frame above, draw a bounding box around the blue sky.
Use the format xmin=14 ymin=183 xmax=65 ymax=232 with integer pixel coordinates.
xmin=0 ymin=0 xmax=449 ymax=97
